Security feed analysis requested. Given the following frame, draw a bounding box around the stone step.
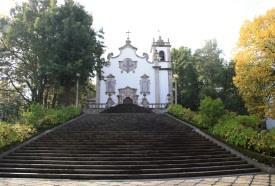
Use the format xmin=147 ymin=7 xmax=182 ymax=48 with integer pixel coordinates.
xmin=29 ymin=142 xmax=214 ymax=146
xmin=5 ymin=154 xmax=236 ymax=161
xmin=0 ymin=108 xmax=261 ymax=179
xmin=14 ymin=149 xmax=229 ymax=156
xmin=15 ymin=149 xmax=228 ymax=154
xmin=9 ymin=152 xmax=232 ymax=158
xmin=0 ymin=160 xmax=248 ymax=169
xmin=21 ymin=146 xmax=223 ymax=151
xmin=0 ymin=157 xmax=242 ymax=165
xmin=35 ymin=140 xmax=210 ymax=144
xmin=0 ymin=164 xmax=254 ymax=174
xmin=0 ymin=168 xmax=261 ymax=179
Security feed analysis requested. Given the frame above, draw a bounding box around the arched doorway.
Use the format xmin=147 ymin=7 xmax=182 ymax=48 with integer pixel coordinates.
xmin=123 ymin=97 xmax=133 ymax=104
xmin=118 ymin=86 xmax=138 ymax=104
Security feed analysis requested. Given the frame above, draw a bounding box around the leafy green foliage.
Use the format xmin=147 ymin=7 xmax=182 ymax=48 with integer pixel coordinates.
xmin=169 ymin=98 xmax=274 ymax=155
xmin=172 ymin=41 xmax=247 ymax=114
xmin=168 ymin=104 xmax=196 ymax=122
xmin=22 ymin=104 xmax=81 ymax=130
xmin=212 ymin=116 xmax=275 ymax=155
xmin=0 ymin=0 xmax=104 ymax=106
xmin=235 ymin=115 xmax=261 ymax=130
xmin=193 ymin=40 xmax=225 ymax=99
xmin=171 ymin=47 xmax=200 ymax=110
xmin=0 ymin=104 xmax=81 ymax=151
xmin=194 ymin=97 xmax=225 ymax=128
xmin=0 ymin=122 xmax=35 ymax=151
xmin=0 ymin=81 xmax=23 ymax=122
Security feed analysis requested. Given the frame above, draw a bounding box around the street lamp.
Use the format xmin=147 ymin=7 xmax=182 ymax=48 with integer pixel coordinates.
xmin=76 ymin=73 xmax=80 ymax=107
xmin=173 ymin=74 xmax=179 ymax=105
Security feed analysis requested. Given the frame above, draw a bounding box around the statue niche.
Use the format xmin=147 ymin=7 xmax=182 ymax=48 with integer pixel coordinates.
xmin=105 ymin=74 xmax=116 ymax=94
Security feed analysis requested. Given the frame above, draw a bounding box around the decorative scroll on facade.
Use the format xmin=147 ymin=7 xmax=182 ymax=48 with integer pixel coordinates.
xmin=105 ymin=74 xmax=116 ymax=94
xmin=119 ymin=58 xmax=137 ymax=73
xmin=140 ymin=74 xmax=150 ymax=94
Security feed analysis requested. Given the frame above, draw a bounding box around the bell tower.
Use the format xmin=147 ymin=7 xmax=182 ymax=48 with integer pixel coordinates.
xmin=151 ymin=36 xmax=171 ymax=62
xmin=151 ymin=36 xmax=173 ymax=104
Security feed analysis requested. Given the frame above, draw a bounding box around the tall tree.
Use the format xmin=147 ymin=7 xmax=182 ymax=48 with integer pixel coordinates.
xmin=0 ymin=0 xmax=105 ymax=106
xmin=193 ymin=39 xmax=225 ymax=99
xmin=172 ymin=47 xmax=200 ymax=110
xmin=172 ymin=41 xmax=247 ymax=114
xmin=234 ymin=8 xmax=275 ymax=118
xmin=219 ymin=61 xmax=247 ymax=114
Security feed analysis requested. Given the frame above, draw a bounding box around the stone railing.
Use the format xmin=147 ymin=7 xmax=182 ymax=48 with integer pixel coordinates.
xmin=148 ymin=103 xmax=168 ymax=109
xmin=87 ymin=103 xmax=106 ymax=109
xmin=84 ymin=101 xmax=169 ymax=114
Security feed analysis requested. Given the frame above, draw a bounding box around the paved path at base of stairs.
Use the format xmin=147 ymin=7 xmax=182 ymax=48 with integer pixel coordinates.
xmin=0 ymin=173 xmax=274 ymax=186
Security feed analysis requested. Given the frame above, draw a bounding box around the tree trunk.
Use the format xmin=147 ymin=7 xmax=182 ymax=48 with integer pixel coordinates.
xmin=57 ymin=85 xmax=74 ymax=106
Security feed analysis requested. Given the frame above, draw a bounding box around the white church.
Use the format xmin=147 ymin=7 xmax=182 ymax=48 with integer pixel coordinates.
xmin=95 ymin=36 xmax=173 ymax=108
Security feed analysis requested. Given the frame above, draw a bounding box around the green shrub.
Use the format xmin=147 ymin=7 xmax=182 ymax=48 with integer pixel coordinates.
xmin=168 ymin=104 xmax=184 ymax=118
xmin=22 ymin=104 xmax=81 ymax=129
xmin=192 ymin=114 xmax=207 ymax=128
xmin=235 ymin=115 xmax=261 ymax=130
xmin=0 ymin=123 xmax=35 ymax=150
xmin=196 ymin=97 xmax=225 ymax=128
xmin=0 ymin=104 xmax=81 ymax=152
xmin=212 ymin=117 xmax=275 ymax=155
xmin=168 ymin=104 xmax=196 ymax=122
xmin=21 ymin=104 xmax=46 ymax=125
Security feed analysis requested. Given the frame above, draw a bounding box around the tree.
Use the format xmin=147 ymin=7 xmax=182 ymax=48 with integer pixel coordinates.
xmin=219 ymin=61 xmax=247 ymax=114
xmin=0 ymin=0 xmax=105 ymax=106
xmin=0 ymin=77 xmax=24 ymax=121
xmin=172 ymin=47 xmax=200 ymax=110
xmin=172 ymin=41 xmax=247 ymax=114
xmin=234 ymin=8 xmax=275 ymax=118
xmin=40 ymin=0 xmax=105 ymax=105
xmin=193 ymin=39 xmax=225 ymax=99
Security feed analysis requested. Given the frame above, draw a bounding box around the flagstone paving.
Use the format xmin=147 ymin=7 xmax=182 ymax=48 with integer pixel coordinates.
xmin=0 ymin=173 xmax=274 ymax=186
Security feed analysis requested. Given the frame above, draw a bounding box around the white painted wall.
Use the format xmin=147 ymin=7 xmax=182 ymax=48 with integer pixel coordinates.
xmin=266 ymin=118 xmax=275 ymax=129
xmin=159 ymin=70 xmax=169 ymax=103
xmin=98 ymin=41 xmax=170 ymax=105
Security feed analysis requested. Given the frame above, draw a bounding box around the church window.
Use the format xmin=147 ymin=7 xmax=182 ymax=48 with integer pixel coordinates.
xmin=140 ymin=74 xmax=150 ymax=94
xmin=106 ymin=74 xmax=116 ymax=94
xmin=159 ymin=51 xmax=165 ymax=61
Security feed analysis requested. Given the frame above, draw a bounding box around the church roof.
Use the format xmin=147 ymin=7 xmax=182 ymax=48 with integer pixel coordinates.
xmin=107 ymin=38 xmax=151 ymax=63
xmin=118 ymin=38 xmax=137 ymax=51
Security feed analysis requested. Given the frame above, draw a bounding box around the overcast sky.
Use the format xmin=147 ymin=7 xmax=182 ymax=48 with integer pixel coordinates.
xmin=1 ymin=0 xmax=275 ymax=60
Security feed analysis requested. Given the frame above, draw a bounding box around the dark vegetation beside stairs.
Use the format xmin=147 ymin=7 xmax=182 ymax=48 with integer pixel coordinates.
xmin=168 ymin=97 xmax=275 ymax=166
xmin=0 ymin=104 xmax=81 ymax=153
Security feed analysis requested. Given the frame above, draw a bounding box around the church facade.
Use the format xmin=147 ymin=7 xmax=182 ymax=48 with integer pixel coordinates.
xmin=96 ymin=36 xmax=173 ymax=107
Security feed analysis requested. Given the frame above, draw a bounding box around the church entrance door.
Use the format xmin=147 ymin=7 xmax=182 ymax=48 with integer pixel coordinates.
xmin=123 ymin=97 xmax=133 ymax=104
xmin=118 ymin=86 xmax=138 ymax=104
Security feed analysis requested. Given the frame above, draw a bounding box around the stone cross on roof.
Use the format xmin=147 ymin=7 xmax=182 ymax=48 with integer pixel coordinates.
xmin=126 ymin=30 xmax=131 ymax=40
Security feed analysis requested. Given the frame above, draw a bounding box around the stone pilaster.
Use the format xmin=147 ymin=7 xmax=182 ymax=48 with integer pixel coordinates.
xmin=153 ymin=65 xmax=160 ymax=104
xmin=167 ymin=54 xmax=173 ymax=104
xmin=96 ymin=74 xmax=101 ymax=103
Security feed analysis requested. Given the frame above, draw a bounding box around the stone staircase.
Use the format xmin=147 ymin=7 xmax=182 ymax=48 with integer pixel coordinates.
xmin=0 ymin=105 xmax=261 ymax=179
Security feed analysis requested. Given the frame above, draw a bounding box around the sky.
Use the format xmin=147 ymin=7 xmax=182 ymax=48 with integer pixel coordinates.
xmin=1 ymin=0 xmax=275 ymax=60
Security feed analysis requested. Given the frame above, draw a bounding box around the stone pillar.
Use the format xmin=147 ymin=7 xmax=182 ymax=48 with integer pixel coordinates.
xmin=167 ymin=56 xmax=173 ymax=104
xmin=153 ymin=65 xmax=161 ymax=104
xmin=96 ymin=74 xmax=101 ymax=103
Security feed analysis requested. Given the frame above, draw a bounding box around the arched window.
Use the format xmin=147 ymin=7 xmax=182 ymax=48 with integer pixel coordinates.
xmin=159 ymin=51 xmax=165 ymax=61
